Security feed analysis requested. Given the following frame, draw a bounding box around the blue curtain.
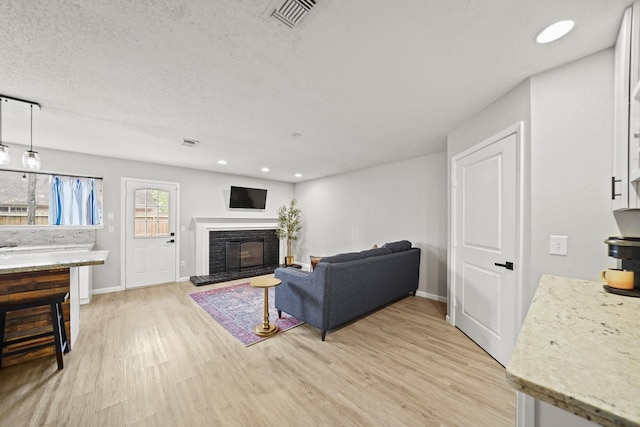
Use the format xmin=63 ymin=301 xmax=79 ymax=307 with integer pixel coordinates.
xmin=49 ymin=177 xmax=101 ymax=225
xmin=49 ymin=177 xmax=63 ymax=225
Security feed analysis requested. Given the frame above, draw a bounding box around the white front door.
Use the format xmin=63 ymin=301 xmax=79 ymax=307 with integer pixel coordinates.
xmin=452 ymin=129 xmax=519 ymax=366
xmin=124 ymin=179 xmax=178 ymax=289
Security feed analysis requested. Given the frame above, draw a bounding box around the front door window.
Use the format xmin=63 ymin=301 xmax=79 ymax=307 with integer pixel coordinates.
xmin=134 ymin=188 xmax=170 ymax=238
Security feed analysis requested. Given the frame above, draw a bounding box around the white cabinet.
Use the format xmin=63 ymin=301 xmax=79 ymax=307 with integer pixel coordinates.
xmin=77 ymin=265 xmax=93 ymax=305
xmin=613 ymin=3 xmax=640 ymax=210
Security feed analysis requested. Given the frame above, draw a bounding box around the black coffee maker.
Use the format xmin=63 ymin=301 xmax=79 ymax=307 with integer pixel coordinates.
xmin=605 ymin=236 xmax=640 ymax=290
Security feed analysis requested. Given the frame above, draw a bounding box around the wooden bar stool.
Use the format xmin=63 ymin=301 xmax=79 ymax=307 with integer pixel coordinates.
xmin=0 ymin=292 xmax=70 ymax=370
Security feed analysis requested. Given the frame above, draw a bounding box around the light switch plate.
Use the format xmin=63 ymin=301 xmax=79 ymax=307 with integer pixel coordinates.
xmin=108 ymin=212 xmax=114 ymax=220
xmin=550 ymin=235 xmax=568 ymax=256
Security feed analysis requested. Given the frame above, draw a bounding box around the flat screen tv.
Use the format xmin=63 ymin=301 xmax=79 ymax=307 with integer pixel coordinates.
xmin=229 ymin=186 xmax=267 ymax=209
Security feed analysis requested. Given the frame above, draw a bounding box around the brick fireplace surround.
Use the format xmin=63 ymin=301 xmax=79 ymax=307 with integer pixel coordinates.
xmin=190 ymin=218 xmax=283 ymax=286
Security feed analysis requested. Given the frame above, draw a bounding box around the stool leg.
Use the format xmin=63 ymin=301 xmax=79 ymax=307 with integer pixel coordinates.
xmin=0 ymin=311 xmax=5 ymax=369
xmin=57 ymin=302 xmax=69 ymax=354
xmin=50 ymin=303 xmax=64 ymax=370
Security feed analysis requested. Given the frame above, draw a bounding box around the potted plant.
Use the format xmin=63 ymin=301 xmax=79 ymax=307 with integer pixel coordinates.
xmin=276 ymin=199 xmax=302 ymax=265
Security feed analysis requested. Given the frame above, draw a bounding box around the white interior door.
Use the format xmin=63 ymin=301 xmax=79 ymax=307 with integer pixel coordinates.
xmin=124 ymin=180 xmax=178 ymax=289
xmin=452 ymin=131 xmax=518 ymax=366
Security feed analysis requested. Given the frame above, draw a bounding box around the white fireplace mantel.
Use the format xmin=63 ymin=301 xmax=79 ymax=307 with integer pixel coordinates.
xmin=193 ymin=217 xmax=282 ymax=276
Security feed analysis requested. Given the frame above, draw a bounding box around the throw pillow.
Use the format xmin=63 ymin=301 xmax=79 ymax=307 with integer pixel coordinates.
xmin=310 ymin=256 xmax=322 ymax=271
xmin=382 ymin=240 xmax=412 ymax=253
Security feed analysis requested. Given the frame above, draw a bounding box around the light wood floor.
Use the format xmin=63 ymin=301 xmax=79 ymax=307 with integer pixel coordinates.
xmin=0 ymin=276 xmax=515 ymax=426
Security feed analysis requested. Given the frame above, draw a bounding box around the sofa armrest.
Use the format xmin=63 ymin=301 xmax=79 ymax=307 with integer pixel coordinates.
xmin=274 ymin=266 xmax=327 ymax=331
xmin=274 ymin=267 xmax=325 ymax=300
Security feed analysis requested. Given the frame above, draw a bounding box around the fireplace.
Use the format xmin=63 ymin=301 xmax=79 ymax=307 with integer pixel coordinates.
xmin=208 ymin=229 xmax=279 ymax=275
xmin=191 ymin=218 xmax=283 ymax=286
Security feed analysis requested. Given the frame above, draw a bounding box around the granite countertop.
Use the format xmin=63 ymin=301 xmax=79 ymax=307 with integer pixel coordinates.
xmin=0 ymin=243 xmax=94 ymax=254
xmin=0 ymin=249 xmax=108 ymax=274
xmin=506 ymin=275 xmax=640 ymax=427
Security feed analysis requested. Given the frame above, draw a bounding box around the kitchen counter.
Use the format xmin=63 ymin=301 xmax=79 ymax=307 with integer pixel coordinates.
xmin=0 ymin=247 xmax=108 ymax=366
xmin=0 ymin=249 xmax=108 ymax=274
xmin=506 ymin=275 xmax=640 ymax=427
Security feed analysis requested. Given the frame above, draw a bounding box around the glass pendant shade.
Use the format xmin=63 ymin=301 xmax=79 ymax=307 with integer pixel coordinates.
xmin=22 ymin=150 xmax=41 ymax=169
xmin=0 ymin=144 xmax=9 ymax=165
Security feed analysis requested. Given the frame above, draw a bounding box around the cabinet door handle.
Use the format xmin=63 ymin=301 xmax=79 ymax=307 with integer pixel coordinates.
xmin=612 ymin=176 xmax=622 ymax=200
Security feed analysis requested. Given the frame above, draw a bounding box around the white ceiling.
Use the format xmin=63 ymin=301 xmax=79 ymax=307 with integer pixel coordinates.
xmin=0 ymin=0 xmax=633 ymax=182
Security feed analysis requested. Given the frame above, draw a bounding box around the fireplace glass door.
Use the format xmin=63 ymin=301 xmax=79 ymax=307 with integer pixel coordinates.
xmin=226 ymin=239 xmax=265 ymax=272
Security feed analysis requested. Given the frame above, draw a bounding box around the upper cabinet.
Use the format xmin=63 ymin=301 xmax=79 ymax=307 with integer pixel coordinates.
xmin=613 ymin=4 xmax=640 ymax=210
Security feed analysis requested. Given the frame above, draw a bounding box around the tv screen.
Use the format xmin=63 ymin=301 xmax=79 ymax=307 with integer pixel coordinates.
xmin=229 ymin=186 xmax=267 ymax=209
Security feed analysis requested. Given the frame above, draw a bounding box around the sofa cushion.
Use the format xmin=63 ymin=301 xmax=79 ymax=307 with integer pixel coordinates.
xmin=382 ymin=240 xmax=412 ymax=253
xmin=359 ymin=247 xmax=392 ymax=258
xmin=320 ymin=251 xmax=367 ymax=264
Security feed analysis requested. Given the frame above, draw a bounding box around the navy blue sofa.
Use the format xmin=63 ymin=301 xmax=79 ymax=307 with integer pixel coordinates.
xmin=274 ymin=240 xmax=421 ymax=340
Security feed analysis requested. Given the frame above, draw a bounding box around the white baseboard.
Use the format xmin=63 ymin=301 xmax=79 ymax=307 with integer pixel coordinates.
xmin=415 ymin=290 xmax=447 ymax=303
xmin=92 ymin=285 xmax=124 ymax=295
xmin=94 ymin=276 xmax=191 ymax=295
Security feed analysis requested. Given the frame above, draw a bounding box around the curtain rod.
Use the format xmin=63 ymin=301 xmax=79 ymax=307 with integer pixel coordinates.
xmin=0 ymin=167 xmax=102 ymax=180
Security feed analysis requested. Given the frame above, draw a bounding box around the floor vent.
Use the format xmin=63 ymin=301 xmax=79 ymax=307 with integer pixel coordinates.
xmin=181 ymin=138 xmax=199 ymax=148
xmin=272 ymin=0 xmax=316 ymax=28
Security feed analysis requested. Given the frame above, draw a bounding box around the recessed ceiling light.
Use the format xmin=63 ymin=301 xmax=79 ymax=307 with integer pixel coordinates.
xmin=294 ymin=173 xmax=302 ymax=178
xmin=536 ymin=20 xmax=574 ymax=44
xmin=217 ymin=160 xmax=227 ymax=165
xmin=261 ymin=167 xmax=269 ymax=172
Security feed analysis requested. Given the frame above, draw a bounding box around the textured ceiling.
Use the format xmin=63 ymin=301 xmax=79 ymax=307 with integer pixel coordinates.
xmin=0 ymin=0 xmax=633 ymax=182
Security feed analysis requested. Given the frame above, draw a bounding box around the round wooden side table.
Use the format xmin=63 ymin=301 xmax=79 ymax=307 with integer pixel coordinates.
xmin=250 ymin=277 xmax=281 ymax=337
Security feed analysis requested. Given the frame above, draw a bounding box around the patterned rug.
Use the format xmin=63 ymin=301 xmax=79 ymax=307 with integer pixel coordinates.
xmin=190 ymin=282 xmax=304 ymax=346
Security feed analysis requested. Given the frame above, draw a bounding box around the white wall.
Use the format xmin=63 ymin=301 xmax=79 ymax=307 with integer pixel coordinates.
xmin=294 ymin=153 xmax=448 ymax=299
xmin=0 ymin=145 xmax=294 ymax=291
xmin=528 ymin=47 xmax=628 ymax=426
xmin=530 ymin=48 xmax=621 ymax=291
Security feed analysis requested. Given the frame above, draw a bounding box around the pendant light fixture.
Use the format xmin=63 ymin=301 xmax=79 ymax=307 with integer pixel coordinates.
xmin=22 ymin=104 xmax=41 ymax=170
xmin=0 ymin=98 xmax=9 ymax=165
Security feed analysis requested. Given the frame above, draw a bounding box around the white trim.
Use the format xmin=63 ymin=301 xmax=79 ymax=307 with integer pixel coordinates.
xmin=0 ymin=225 xmax=104 ymax=231
xmin=449 ymin=121 xmax=525 ymax=345
xmin=415 ymin=290 xmax=447 ymax=302
xmin=516 ymin=392 xmax=536 ymax=427
xmin=92 ymin=285 xmax=123 ymax=295
xmin=120 ymin=177 xmax=181 ymax=290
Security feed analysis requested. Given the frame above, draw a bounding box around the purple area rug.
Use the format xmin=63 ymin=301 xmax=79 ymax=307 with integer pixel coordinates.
xmin=190 ymin=282 xmax=304 ymax=346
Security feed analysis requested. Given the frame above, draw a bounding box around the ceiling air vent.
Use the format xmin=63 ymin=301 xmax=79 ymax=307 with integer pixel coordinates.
xmin=181 ymin=138 xmax=199 ymax=148
xmin=272 ymin=0 xmax=316 ymax=28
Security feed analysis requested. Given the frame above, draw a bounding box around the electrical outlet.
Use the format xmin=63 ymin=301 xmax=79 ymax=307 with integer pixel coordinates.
xmin=180 ymin=260 xmax=186 ymax=267
xmin=108 ymin=226 xmax=115 ymax=233
xmin=550 ymin=235 xmax=568 ymax=256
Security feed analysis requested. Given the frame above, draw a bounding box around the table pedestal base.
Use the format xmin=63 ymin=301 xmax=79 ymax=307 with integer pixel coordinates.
xmin=254 ymin=323 xmax=278 ymax=337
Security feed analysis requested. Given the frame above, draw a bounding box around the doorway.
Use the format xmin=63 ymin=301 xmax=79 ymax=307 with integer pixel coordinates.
xmin=450 ymin=123 xmax=523 ymax=366
xmin=122 ymin=178 xmax=180 ymax=289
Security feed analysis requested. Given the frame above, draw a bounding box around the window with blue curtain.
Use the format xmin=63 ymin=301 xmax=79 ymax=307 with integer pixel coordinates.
xmin=49 ymin=176 xmax=102 ymax=225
